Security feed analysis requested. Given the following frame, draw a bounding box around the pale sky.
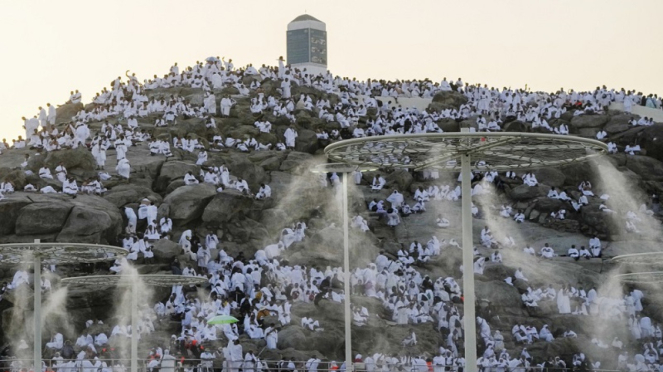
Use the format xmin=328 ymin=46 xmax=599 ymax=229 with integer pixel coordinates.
xmin=1 ymin=0 xmax=661 ymax=141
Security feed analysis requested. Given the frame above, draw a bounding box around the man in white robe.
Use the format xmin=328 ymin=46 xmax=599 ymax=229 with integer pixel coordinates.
xmin=371 ymin=175 xmax=386 ymax=192
xmin=116 ymin=158 xmax=131 ymax=179
xmin=55 ymin=163 xmax=68 ymax=183
xmin=47 ymin=103 xmax=56 ymax=128
xmin=39 ymin=166 xmax=54 ymax=179
xmin=386 ymin=190 xmax=404 ymax=207
xmin=62 ymin=177 xmax=79 ymax=196
xmin=220 ymin=96 xmax=235 ymax=117
xmin=284 ymin=126 xmax=298 ymax=149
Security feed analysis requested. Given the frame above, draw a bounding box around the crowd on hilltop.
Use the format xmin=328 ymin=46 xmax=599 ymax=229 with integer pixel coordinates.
xmin=0 ymin=56 xmax=662 ymax=372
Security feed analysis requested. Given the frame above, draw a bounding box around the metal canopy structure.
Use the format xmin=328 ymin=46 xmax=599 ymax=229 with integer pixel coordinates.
xmin=62 ymin=274 xmax=206 ymax=372
xmin=0 ymin=240 xmax=126 ymax=372
xmin=323 ymin=131 xmax=607 ymax=372
xmin=0 ymin=242 xmax=128 ymax=265
xmin=61 ymin=274 xmax=207 ymax=287
xmin=611 ymin=252 xmax=663 ymax=265
xmin=614 ymin=271 xmax=663 ymax=284
xmin=325 ymin=132 xmax=607 ymax=171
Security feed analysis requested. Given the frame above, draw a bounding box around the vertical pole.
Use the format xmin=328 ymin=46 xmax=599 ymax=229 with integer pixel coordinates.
xmin=461 ymin=153 xmax=477 ymax=372
xmin=131 ymin=281 xmax=138 ymax=372
xmin=342 ymin=172 xmax=353 ymax=372
xmin=33 ymin=239 xmax=42 ymax=372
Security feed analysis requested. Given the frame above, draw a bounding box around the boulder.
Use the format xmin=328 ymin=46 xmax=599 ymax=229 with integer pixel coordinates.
xmin=15 ymin=201 xmax=73 ymax=235
xmin=639 ymin=124 xmax=663 ymax=163
xmin=155 ymin=161 xmax=199 ymax=192
xmin=534 ymin=168 xmax=566 ymax=188
xmin=260 ymin=208 xmax=289 ymax=235
xmin=624 ymin=155 xmax=663 ymax=181
xmin=152 ymin=239 xmax=181 ymax=262
xmin=604 ymin=114 xmax=634 ymax=134
xmin=225 ymin=218 xmax=269 ymax=247
xmin=503 ymin=120 xmax=529 ymax=132
xmin=277 ymin=327 xmax=309 ymax=350
xmin=508 ymin=184 xmax=551 ymax=201
xmin=259 ymin=156 xmax=282 ymax=171
xmin=55 ymin=102 xmax=84 ymax=124
xmin=0 ymin=169 xmax=28 ymax=189
xmin=29 ymin=148 xmax=95 ymax=173
xmin=475 ymin=280 xmax=526 ymax=316
xmin=226 ymin=154 xmax=268 ymax=190
xmin=430 ymin=91 xmax=468 ymax=109
xmin=163 ymin=184 xmax=217 ymax=223
xmin=56 ymin=206 xmax=115 ymax=243
xmin=534 ymin=197 xmax=565 ymax=212
xmin=201 ymin=189 xmax=255 ymax=225
xmin=103 ymin=184 xmax=162 ymax=208
xmin=279 ymin=152 xmax=314 ymax=174
xmin=579 ymin=204 xmax=612 ymax=238
xmin=171 ymin=118 xmax=207 ymax=138
xmin=570 ymin=114 xmax=610 ymax=129
xmin=560 ymin=162 xmax=596 ymax=187
xmin=294 ymin=129 xmax=320 ymax=154
xmin=0 ymin=196 xmax=31 ymax=235
xmin=228 ymin=125 xmax=259 ymax=140
xmin=385 ymin=169 xmax=413 ymax=192
xmin=437 ymin=118 xmax=460 ymax=132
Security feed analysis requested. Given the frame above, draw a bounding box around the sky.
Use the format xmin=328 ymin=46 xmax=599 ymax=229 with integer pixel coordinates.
xmin=1 ymin=0 xmax=661 ymax=141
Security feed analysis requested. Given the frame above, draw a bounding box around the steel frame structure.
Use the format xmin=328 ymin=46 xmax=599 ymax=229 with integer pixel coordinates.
xmin=323 ymin=131 xmax=607 ymax=372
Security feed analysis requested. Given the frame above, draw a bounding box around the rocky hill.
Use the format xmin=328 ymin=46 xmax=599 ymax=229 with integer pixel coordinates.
xmin=1 ymin=70 xmax=662 ymax=369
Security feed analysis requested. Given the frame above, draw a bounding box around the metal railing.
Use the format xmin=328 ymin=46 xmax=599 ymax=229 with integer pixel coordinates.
xmin=0 ymin=359 xmax=629 ymax=372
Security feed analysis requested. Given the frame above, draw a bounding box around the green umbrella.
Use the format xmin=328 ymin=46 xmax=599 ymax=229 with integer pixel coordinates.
xmin=207 ymin=315 xmax=239 ymax=325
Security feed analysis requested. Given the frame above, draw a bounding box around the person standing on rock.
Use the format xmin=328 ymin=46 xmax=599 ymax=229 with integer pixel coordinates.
xmin=204 ymin=93 xmax=217 ymax=115
xmin=91 ymin=139 xmax=107 ymax=170
xmin=264 ymin=323 xmax=279 ymax=349
xmin=281 ymin=77 xmax=292 ymax=99
xmin=115 ymin=135 xmax=129 ymax=161
xmin=284 ymin=125 xmax=298 ymax=149
xmin=277 ymin=56 xmax=285 ymax=78
xmin=38 ymin=106 xmax=48 ymax=130
xmin=47 ymin=103 xmax=56 ymax=129
xmin=220 ymin=95 xmax=235 ymax=117
xmin=228 ymin=339 xmax=243 ymax=372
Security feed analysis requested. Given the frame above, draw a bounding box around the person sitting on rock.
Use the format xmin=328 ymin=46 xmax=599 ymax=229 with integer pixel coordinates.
xmin=255 ymin=183 xmax=271 ymax=200
xmin=513 ymin=210 xmax=525 ymax=223
xmin=39 ymin=166 xmax=54 ymax=179
xmin=540 ymin=243 xmax=556 ymax=258
xmin=522 ymin=172 xmax=538 ymax=187
xmin=436 ymin=214 xmax=450 ymax=228
xmin=371 ymin=174 xmax=386 ymax=192
xmin=402 ymin=329 xmax=417 ymax=346
xmin=567 ymin=245 xmax=580 ymax=260
xmin=62 ymin=176 xmax=79 ymax=196
xmin=578 ymin=246 xmax=591 ymax=259
xmin=514 ymin=268 xmax=528 ymax=282
xmin=184 ymin=171 xmax=199 ymax=186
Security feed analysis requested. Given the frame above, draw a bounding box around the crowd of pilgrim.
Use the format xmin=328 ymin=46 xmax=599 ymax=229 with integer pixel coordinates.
xmin=1 ymin=56 xmax=662 ymax=372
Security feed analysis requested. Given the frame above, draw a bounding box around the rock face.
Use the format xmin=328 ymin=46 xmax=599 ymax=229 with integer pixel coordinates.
xmin=15 ymin=200 xmax=73 ymax=235
xmin=430 ymin=91 xmax=469 ymax=109
xmin=202 ymin=189 xmax=255 ymax=225
xmin=57 ymin=196 xmax=123 ymax=243
xmin=162 ymin=183 xmax=217 ymax=223
xmin=152 ymin=239 xmax=181 ymax=262
xmin=570 ymin=114 xmax=610 ymax=129
xmin=155 ymin=161 xmax=200 ymax=192
xmin=509 ymin=184 xmax=551 ymax=201
xmin=6 ymin=194 xmax=121 ymax=244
